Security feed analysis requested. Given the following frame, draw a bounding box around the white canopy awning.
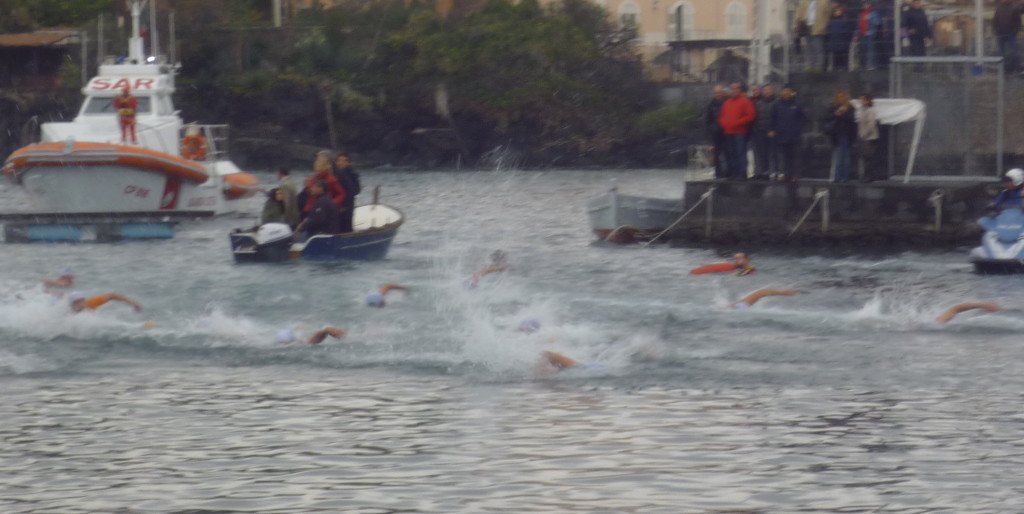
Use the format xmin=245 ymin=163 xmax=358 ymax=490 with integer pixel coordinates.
xmin=852 ymin=98 xmax=926 ymax=183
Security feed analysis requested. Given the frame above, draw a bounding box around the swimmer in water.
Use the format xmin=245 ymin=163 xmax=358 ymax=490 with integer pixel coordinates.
xmin=68 ymin=291 xmax=142 ymax=313
xmin=517 ymin=318 xmax=542 ymax=334
xmin=934 ymin=302 xmax=1001 ymax=324
xmin=541 ymin=350 xmax=578 ymax=369
xmin=43 ymin=268 xmax=74 ymax=289
xmin=465 ymin=250 xmax=509 ymax=289
xmin=366 ymin=283 xmax=410 ymax=307
xmin=732 ymin=253 xmax=756 ymax=276
xmin=276 ymin=326 xmax=346 ymax=345
xmin=729 ymin=288 xmax=797 ymax=309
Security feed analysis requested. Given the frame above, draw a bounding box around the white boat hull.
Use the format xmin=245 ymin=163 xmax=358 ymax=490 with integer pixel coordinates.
xmin=19 ymin=164 xmax=232 ymax=213
xmin=587 ymin=189 xmax=683 ymax=242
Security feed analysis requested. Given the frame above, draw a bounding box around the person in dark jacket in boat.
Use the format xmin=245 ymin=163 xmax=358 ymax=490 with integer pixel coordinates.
xmin=260 ymin=188 xmax=286 ymax=225
xmin=333 ymin=152 xmax=362 ymax=233
xmin=276 ymin=167 xmax=300 ymax=228
xmin=295 ymin=181 xmax=340 ymax=238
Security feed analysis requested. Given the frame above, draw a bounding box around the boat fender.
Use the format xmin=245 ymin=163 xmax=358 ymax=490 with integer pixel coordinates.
xmin=180 ymin=135 xmax=208 ymax=160
xmin=256 ymin=223 xmax=293 ymax=245
xmin=689 ymin=262 xmax=738 ymax=275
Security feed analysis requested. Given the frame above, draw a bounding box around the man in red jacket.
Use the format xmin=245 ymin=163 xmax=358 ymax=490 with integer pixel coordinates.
xmin=718 ymin=82 xmax=757 ymax=180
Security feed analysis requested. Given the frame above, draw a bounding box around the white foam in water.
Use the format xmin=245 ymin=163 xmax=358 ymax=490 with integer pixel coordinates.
xmin=0 ymin=287 xmax=139 ymax=341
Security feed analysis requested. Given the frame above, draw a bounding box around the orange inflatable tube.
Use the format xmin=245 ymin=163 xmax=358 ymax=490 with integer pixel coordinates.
xmin=223 ymin=173 xmax=260 ymax=200
xmin=689 ymin=262 xmax=738 ymax=275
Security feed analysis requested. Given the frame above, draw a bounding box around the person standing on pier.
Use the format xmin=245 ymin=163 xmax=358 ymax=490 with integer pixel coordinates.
xmin=704 ymin=85 xmax=728 ymax=179
xmin=823 ymin=91 xmax=857 ymax=183
xmin=994 ymin=0 xmax=1024 ymax=74
xmin=855 ymin=94 xmax=881 ymax=182
xmin=769 ymin=86 xmax=806 ymax=182
xmin=797 ymin=0 xmax=832 ymax=70
xmin=854 ymin=1 xmax=881 ymax=70
xmin=902 ymin=0 xmax=931 ymax=58
xmin=751 ymin=84 xmax=777 ymax=180
xmin=718 ymin=83 xmax=756 ymax=181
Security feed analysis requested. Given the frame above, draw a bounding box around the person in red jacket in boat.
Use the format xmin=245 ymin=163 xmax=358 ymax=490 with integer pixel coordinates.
xmin=114 ymin=86 xmax=139 ymax=144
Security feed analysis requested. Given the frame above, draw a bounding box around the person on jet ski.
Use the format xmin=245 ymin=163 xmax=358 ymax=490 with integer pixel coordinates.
xmin=990 ymin=168 xmax=1024 ymax=211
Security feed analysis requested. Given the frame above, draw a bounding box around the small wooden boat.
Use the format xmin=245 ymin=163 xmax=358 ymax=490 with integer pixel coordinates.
xmin=586 ymin=187 xmax=683 ymax=243
xmin=230 ymin=203 xmax=403 ymax=263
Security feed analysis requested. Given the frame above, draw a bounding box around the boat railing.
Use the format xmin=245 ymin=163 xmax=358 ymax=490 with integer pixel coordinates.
xmin=179 ymin=124 xmax=231 ymax=162
xmin=139 ymin=118 xmax=182 ymax=155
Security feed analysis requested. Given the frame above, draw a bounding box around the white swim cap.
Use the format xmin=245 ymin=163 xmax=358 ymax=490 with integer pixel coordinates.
xmin=1006 ymin=168 xmax=1024 ymax=186
xmin=366 ymin=292 xmax=384 ymax=307
xmin=67 ymin=291 xmax=86 ymax=303
xmin=59 ymin=267 xmax=72 ymax=277
xmin=275 ymin=329 xmax=295 ymax=344
xmin=517 ymin=318 xmax=541 ymax=334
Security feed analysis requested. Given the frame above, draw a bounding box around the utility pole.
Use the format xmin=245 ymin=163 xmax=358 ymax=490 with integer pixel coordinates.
xmin=97 ymin=13 xmax=105 ymax=68
xmin=750 ymin=0 xmax=769 ymax=84
xmin=975 ymin=0 xmax=983 ymax=58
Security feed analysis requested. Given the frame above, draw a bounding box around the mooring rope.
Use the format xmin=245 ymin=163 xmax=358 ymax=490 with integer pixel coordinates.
xmin=788 ymin=190 xmax=830 ymax=238
xmin=643 ymin=187 xmax=716 ymax=246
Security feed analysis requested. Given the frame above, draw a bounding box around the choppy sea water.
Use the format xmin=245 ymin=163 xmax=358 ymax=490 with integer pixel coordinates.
xmin=2 ymin=169 xmax=1024 ymax=513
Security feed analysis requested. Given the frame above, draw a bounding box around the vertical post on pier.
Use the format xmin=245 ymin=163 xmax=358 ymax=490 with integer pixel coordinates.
xmin=821 ymin=190 xmax=829 ymax=234
xmin=704 ymin=187 xmax=713 ymax=238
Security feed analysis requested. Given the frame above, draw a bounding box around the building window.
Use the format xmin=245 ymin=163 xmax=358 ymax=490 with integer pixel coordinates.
xmin=726 ymin=1 xmax=747 ymax=38
xmin=668 ymin=2 xmax=695 ymax=40
xmin=619 ymin=2 xmax=640 ymax=31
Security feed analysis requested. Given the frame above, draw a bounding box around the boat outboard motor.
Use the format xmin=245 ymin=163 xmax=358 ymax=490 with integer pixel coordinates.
xmin=255 ymin=223 xmax=293 ymax=262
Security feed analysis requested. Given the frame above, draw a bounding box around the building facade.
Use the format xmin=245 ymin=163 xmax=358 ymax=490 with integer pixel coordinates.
xmin=584 ymin=0 xmax=789 ymax=82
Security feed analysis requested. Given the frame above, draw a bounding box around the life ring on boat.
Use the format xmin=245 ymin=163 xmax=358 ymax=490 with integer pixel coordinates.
xmin=689 ymin=262 xmax=738 ymax=275
xmin=180 ymin=135 xmax=208 ymax=161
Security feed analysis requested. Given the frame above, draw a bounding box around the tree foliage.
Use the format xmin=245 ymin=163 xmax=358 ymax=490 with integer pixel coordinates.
xmin=383 ymin=0 xmax=655 ymax=157
xmin=0 ymin=0 xmax=112 ymax=32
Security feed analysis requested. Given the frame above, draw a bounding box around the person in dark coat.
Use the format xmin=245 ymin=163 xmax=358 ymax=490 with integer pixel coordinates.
xmin=295 ymin=181 xmax=340 ymax=237
xmin=825 ymin=4 xmax=855 ymax=70
xmin=822 ymin=91 xmax=858 ymax=183
xmin=768 ymin=86 xmax=807 ymax=182
xmin=751 ymin=84 xmax=777 ymax=180
xmin=704 ymin=85 xmax=728 ymax=179
xmin=260 ymin=188 xmax=286 ymax=225
xmin=332 ymin=152 xmax=362 ymax=233
xmin=902 ymin=0 xmax=931 ymax=57
xmin=994 ymin=0 xmax=1024 ymax=73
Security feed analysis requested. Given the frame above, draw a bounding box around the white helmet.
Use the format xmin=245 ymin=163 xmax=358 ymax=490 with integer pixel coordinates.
xmin=1006 ymin=168 xmax=1024 ymax=186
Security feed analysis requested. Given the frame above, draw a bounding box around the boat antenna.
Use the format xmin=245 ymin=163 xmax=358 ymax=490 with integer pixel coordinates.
xmin=128 ymin=0 xmax=145 ymax=64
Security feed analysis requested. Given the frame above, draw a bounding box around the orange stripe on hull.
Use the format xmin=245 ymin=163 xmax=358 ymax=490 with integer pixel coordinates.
xmin=4 ymin=142 xmax=209 ymax=184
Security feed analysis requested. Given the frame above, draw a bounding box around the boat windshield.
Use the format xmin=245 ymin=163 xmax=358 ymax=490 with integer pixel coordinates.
xmin=82 ymin=96 xmax=151 ymax=115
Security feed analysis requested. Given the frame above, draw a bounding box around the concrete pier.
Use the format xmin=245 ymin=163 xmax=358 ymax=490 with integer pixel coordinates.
xmin=670 ymin=178 xmax=996 ymax=248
